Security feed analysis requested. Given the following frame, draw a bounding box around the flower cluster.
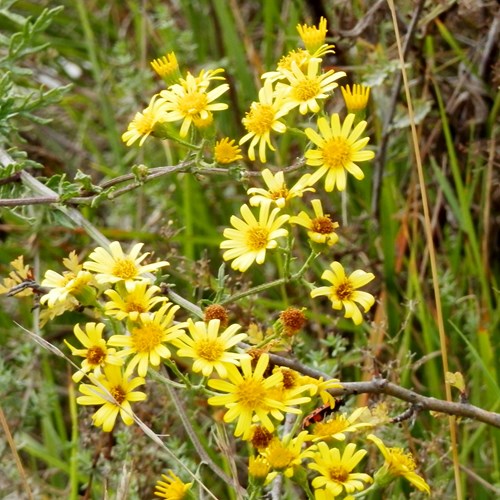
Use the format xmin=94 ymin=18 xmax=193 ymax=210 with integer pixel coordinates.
xmin=0 ymin=15 xmax=434 ymax=500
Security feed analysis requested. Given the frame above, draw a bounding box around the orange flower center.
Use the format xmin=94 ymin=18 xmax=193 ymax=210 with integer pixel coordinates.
xmin=328 ymin=465 xmax=349 ymax=483
xmin=322 ymin=138 xmax=352 ymax=169
xmin=335 ymin=281 xmax=353 ymax=301
xmin=110 ymin=385 xmax=127 ymax=405
xmin=246 ymin=226 xmax=270 ymax=251
xmin=270 ymin=187 xmax=289 ymax=200
xmin=311 ymin=216 xmax=335 ymax=234
xmin=87 ymin=346 xmax=106 ymax=366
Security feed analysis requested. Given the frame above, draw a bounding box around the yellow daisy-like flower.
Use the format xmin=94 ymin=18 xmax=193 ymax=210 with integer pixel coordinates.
xmin=261 ymin=431 xmax=314 ymax=477
xmin=248 ymin=455 xmax=274 ymax=485
xmin=154 ymin=470 xmax=192 ymax=499
xmin=173 ymin=318 xmax=250 ymax=377
xmin=310 ymin=407 xmax=373 ymax=441
xmin=220 ymin=202 xmax=289 ymax=272
xmin=247 ymin=169 xmax=314 ymax=208
xmin=122 ymin=95 xmax=169 ymax=147
xmin=208 ymin=353 xmax=302 ymax=439
xmin=305 ymin=113 xmax=375 ymax=192
xmin=104 ymin=282 xmax=167 ymax=322
xmin=150 ymin=52 xmax=181 ymax=84
xmin=0 ymin=255 xmax=33 ymax=297
xmin=239 ymin=79 xmax=292 ymax=162
xmin=367 ymin=434 xmax=431 ymax=494
xmin=108 ymin=303 xmax=185 ymax=377
xmin=341 ymin=84 xmax=370 ymax=113
xmin=40 ymin=252 xmax=95 ymax=308
xmin=76 ymin=365 xmax=146 ymax=432
xmin=83 ymin=241 xmax=169 ymax=291
xmin=65 ymin=322 xmax=123 ymax=383
xmin=289 ymin=199 xmax=339 ymax=247
xmin=214 ymin=137 xmax=243 ymax=164
xmin=308 ymin=442 xmax=373 ymax=497
xmin=297 ymin=16 xmax=328 ymax=53
xmin=158 ymin=70 xmax=229 ymax=138
xmin=311 ymin=261 xmax=375 ymax=325
xmin=276 ymin=59 xmax=346 ymax=115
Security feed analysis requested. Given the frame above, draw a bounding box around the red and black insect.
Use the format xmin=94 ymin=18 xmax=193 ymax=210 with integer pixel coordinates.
xmin=302 ymin=398 xmax=346 ymax=429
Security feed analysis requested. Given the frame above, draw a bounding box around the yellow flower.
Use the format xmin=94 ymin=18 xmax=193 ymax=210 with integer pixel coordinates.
xmin=104 ymin=282 xmax=168 ymax=322
xmin=341 ymin=84 xmax=370 ymax=113
xmin=150 ymin=52 xmax=181 ymax=84
xmin=310 ymin=407 xmax=373 ymax=441
xmin=108 ymin=303 xmax=185 ymax=377
xmin=76 ymin=365 xmax=146 ymax=432
xmin=220 ymin=202 xmax=289 ymax=272
xmin=239 ymin=79 xmax=291 ymax=162
xmin=311 ymin=261 xmax=375 ymax=325
xmin=65 ymin=322 xmax=123 ymax=383
xmin=41 ymin=251 xmax=94 ymax=308
xmin=158 ymin=70 xmax=229 ymax=138
xmin=300 ymin=376 xmax=342 ymax=407
xmin=261 ymin=431 xmax=314 ymax=477
xmin=247 ymin=169 xmax=314 ymax=208
xmin=305 ymin=113 xmax=375 ymax=191
xmin=154 ymin=470 xmax=192 ymax=499
xmin=0 ymin=255 xmax=33 ymax=297
xmin=208 ymin=353 xmax=302 ymax=440
xmin=297 ymin=16 xmax=328 ymax=53
xmin=367 ymin=434 xmax=431 ymax=494
xmin=276 ymin=59 xmax=346 ymax=115
xmin=214 ymin=137 xmax=243 ymax=164
xmin=289 ymin=199 xmax=339 ymax=247
xmin=308 ymin=442 xmax=373 ymax=497
xmin=248 ymin=455 xmax=273 ymax=485
xmin=122 ymin=95 xmax=169 ymax=147
xmin=173 ymin=318 xmax=249 ymax=377
xmin=83 ymin=241 xmax=169 ymax=291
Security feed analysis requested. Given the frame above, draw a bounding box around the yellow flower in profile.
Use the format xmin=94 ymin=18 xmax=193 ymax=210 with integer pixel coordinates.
xmin=310 ymin=407 xmax=373 ymax=441
xmin=154 ymin=470 xmax=192 ymax=499
xmin=0 ymin=255 xmax=33 ymax=297
xmin=173 ymin=318 xmax=249 ymax=377
xmin=76 ymin=365 xmax=146 ymax=432
xmin=159 ymin=70 xmax=229 ymax=138
xmin=300 ymin=375 xmax=342 ymax=407
xmin=150 ymin=52 xmax=181 ymax=84
xmin=311 ymin=261 xmax=375 ymax=325
xmin=341 ymin=84 xmax=370 ymax=113
xmin=367 ymin=434 xmax=431 ymax=494
xmin=289 ymin=199 xmax=339 ymax=247
xmin=247 ymin=169 xmax=314 ymax=208
xmin=220 ymin=202 xmax=289 ymax=272
xmin=214 ymin=137 xmax=243 ymax=164
xmin=240 ymin=79 xmax=292 ymax=162
xmin=261 ymin=431 xmax=314 ymax=477
xmin=104 ymin=282 xmax=168 ymax=322
xmin=122 ymin=95 xmax=169 ymax=147
xmin=108 ymin=303 xmax=184 ymax=377
xmin=83 ymin=241 xmax=169 ymax=291
xmin=297 ymin=16 xmax=328 ymax=53
xmin=305 ymin=113 xmax=375 ymax=192
xmin=208 ymin=353 xmax=302 ymax=439
xmin=65 ymin=322 xmax=123 ymax=383
xmin=308 ymin=442 xmax=373 ymax=497
xmin=276 ymin=59 xmax=346 ymax=115
xmin=248 ymin=455 xmax=274 ymax=485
